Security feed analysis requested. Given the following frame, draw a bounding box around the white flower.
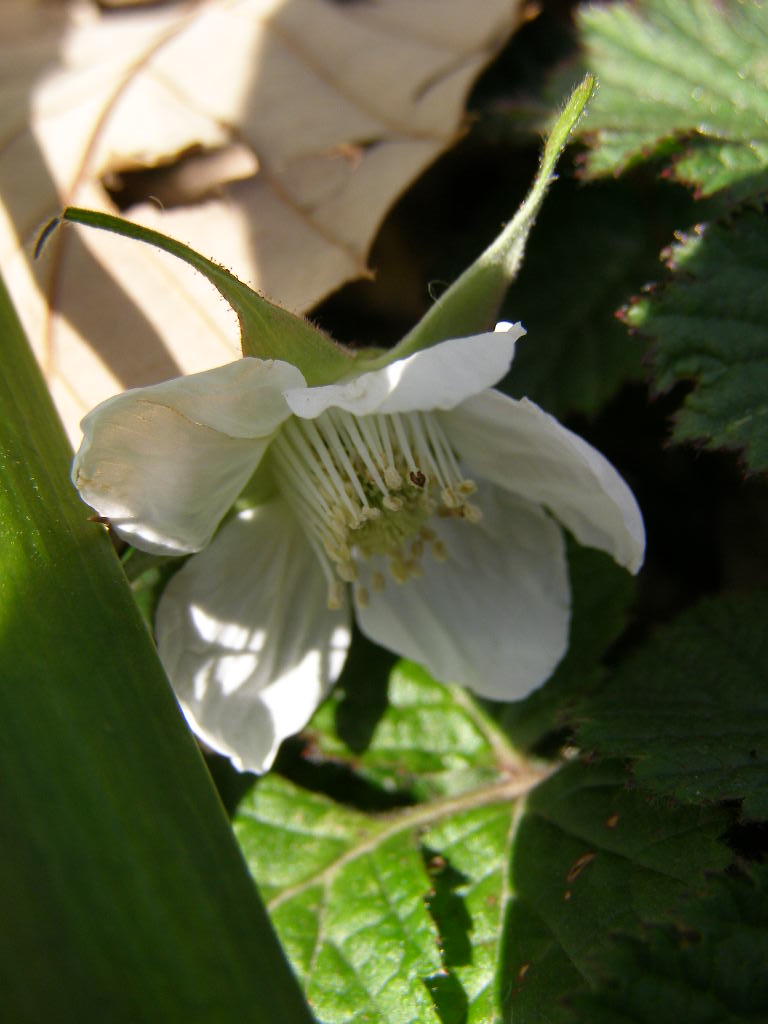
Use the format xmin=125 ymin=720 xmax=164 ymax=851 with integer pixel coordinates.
xmin=72 ymin=325 xmax=644 ymax=773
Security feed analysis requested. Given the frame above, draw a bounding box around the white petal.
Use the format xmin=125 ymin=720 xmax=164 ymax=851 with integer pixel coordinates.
xmin=155 ymin=499 xmax=351 ymax=774
xmin=353 ymin=485 xmax=570 ymax=701
xmin=72 ymin=358 xmax=306 ymax=554
xmin=283 ymin=323 xmax=525 ymax=419
xmin=442 ymin=391 xmax=645 ymax=574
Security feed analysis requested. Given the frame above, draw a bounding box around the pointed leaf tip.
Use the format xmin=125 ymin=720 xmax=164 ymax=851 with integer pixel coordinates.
xmin=383 ymin=76 xmax=597 ymax=360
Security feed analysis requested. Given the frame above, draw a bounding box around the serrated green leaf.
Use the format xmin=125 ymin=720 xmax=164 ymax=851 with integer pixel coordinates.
xmin=234 ymin=773 xmax=531 ymax=1024
xmin=234 ymin=663 xmax=732 ymax=1024
xmin=59 ymin=207 xmax=354 ymax=384
xmin=626 ymin=210 xmax=768 ymax=471
xmin=0 ymin=273 xmax=313 ymax=1020
xmin=578 ymin=591 xmax=768 ymax=820
xmin=674 ymin=139 xmax=768 ymax=204
xmin=234 ymin=660 xmax=541 ymax=1023
xmin=501 ymin=760 xmax=732 ymax=1023
xmin=570 ymin=867 xmax=768 ymax=1022
xmin=576 ymin=0 xmax=768 ymax=198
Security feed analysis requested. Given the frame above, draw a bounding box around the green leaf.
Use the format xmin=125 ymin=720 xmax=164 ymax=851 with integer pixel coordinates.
xmin=241 ymin=779 xmax=445 ymax=1023
xmin=501 ymin=760 xmax=732 ymax=1023
xmin=308 ymin=655 xmax=508 ymax=802
xmin=578 ymin=591 xmax=768 ymax=820
xmin=59 ymin=207 xmax=354 ymax=384
xmin=234 ymin=772 xmax=528 ymax=1024
xmin=363 ymin=75 xmax=596 ymax=364
xmin=624 ymin=210 xmax=768 ymax=472
xmin=234 ymin=661 xmax=731 ymax=1024
xmin=0 ymin=272 xmax=313 ymax=1020
xmin=576 ymin=0 xmax=768 ymax=199
xmin=235 ymin=662 xmax=542 ymax=1023
xmin=570 ymin=866 xmax=768 ymax=1022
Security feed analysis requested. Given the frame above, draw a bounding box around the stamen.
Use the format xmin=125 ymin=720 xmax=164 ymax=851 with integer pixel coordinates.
xmin=431 ymin=539 xmax=447 ymax=562
xmin=269 ymin=405 xmax=482 ymax=591
xmin=336 ymin=561 xmax=358 ymax=582
xmin=463 ymin=503 xmax=483 ymax=523
xmin=406 ymin=412 xmax=445 ymax=489
xmin=296 ymin=418 xmax=364 ymax=522
xmin=357 ymin=416 xmax=386 ymax=473
xmin=314 ymin=415 xmax=369 ymax=508
xmin=332 ymin=411 xmax=389 ymax=496
xmin=390 ymin=415 xmax=420 ymax=476
xmin=424 ymin=414 xmax=459 ymax=490
xmin=377 ymin=415 xmax=402 ymax=488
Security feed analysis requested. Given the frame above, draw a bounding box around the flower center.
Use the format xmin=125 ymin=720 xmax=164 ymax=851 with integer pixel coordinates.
xmin=269 ymin=408 xmax=481 ymax=608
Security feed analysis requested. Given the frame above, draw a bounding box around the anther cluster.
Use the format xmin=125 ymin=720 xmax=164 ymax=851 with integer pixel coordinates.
xmin=269 ymin=409 xmax=481 ymax=607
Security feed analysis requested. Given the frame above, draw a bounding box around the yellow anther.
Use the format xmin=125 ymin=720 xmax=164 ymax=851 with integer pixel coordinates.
xmin=327 ymin=580 xmax=344 ymax=609
xmin=324 ymin=538 xmax=351 ymax=562
xmin=440 ymin=487 xmax=460 ymax=508
xmin=371 ymin=570 xmax=386 ymax=592
xmin=384 ymin=466 xmax=403 ymax=489
xmin=337 ymin=561 xmax=358 ymax=582
xmin=463 ymin=503 xmax=483 ymax=523
xmin=355 ymin=585 xmax=370 ymax=608
xmin=389 ymin=557 xmax=409 ymax=584
xmin=382 ymin=494 xmax=403 ymax=512
xmin=431 ymin=539 xmax=447 ymax=562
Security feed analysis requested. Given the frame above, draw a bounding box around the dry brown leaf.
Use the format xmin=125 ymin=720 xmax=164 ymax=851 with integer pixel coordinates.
xmin=1 ymin=0 xmax=523 ymax=442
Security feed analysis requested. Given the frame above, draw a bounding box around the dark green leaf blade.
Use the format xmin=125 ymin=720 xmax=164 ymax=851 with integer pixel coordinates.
xmin=578 ymin=592 xmax=768 ymax=819
xmin=571 ymin=867 xmax=768 ymax=1023
xmin=626 ymin=210 xmax=768 ymax=472
xmin=502 ymin=760 xmax=732 ymax=1023
xmin=0 ymin=273 xmax=313 ymax=1022
xmin=576 ymin=0 xmax=768 ymax=199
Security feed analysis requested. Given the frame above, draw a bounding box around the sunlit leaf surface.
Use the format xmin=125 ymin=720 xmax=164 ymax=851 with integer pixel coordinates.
xmin=575 ymin=0 xmax=768 ymax=199
xmin=234 ymin=663 xmax=731 ymax=1023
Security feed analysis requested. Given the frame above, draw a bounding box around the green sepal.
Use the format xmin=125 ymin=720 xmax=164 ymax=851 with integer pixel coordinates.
xmin=359 ymin=74 xmax=596 ymax=369
xmin=59 ymin=207 xmax=355 ymax=384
